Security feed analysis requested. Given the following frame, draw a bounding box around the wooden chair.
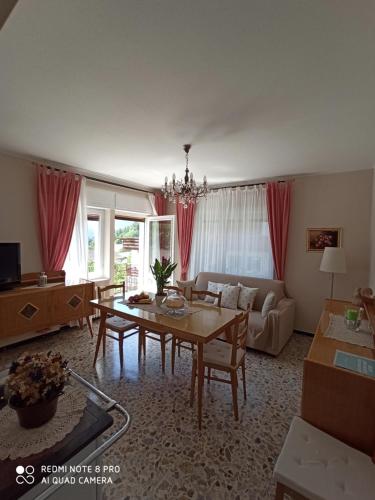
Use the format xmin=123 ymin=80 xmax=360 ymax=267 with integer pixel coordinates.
xmin=171 ymin=290 xmax=222 ymax=375
xmin=139 ymin=286 xmax=180 ymax=373
xmin=97 ymin=282 xmax=139 ymax=370
xmin=190 ymin=305 xmax=250 ymax=420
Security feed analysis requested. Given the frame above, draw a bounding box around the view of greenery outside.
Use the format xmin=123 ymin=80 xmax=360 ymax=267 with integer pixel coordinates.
xmin=88 ymin=219 xmax=98 ymax=274
xmin=114 ymin=221 xmax=139 ymax=241
xmin=86 ymin=218 xmax=142 ymax=283
xmin=114 ymin=261 xmax=128 ymax=285
xmin=114 ymin=220 xmax=141 ymax=286
xmin=88 ymin=259 xmax=95 ymax=273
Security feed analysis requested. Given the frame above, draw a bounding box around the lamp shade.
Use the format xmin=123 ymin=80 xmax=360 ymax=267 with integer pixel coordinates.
xmin=319 ymin=247 xmax=346 ymax=274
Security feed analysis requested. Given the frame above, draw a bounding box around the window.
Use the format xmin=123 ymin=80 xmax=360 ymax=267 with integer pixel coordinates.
xmin=114 ymin=216 xmax=145 ymax=289
xmin=87 ymin=209 xmax=105 ymax=278
xmin=189 ymin=187 xmax=274 ymax=279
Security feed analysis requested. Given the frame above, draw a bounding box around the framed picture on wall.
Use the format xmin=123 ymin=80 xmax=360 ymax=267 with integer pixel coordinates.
xmin=306 ymin=227 xmax=342 ymax=252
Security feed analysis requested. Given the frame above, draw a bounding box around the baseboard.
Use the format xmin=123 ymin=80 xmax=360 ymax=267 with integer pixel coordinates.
xmin=294 ymin=329 xmax=314 ymax=337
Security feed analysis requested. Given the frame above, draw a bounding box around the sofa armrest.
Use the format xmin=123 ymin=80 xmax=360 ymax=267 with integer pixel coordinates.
xmin=273 ymin=297 xmax=296 ymax=312
xmin=177 ymin=278 xmax=197 ymax=286
xmin=175 ymin=278 xmax=198 ymax=299
xmin=267 ymin=298 xmax=296 ymax=353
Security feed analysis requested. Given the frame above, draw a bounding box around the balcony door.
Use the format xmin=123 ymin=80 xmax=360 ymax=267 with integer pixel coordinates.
xmin=144 ymin=215 xmax=175 ymax=293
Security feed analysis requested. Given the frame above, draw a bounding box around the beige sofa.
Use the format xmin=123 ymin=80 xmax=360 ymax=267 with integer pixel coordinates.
xmin=191 ymin=272 xmax=295 ymax=356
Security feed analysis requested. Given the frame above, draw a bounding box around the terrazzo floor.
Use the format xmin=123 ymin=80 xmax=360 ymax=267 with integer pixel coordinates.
xmin=0 ymin=322 xmax=311 ymax=500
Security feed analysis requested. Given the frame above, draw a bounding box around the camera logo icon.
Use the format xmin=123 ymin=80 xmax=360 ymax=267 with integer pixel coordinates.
xmin=16 ymin=465 xmax=35 ymax=485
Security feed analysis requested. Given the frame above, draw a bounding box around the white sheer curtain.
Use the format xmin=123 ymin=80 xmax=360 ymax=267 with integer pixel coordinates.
xmin=189 ymin=185 xmax=274 ymax=279
xmin=147 ymin=192 xmax=157 ymax=215
xmin=64 ymin=177 xmax=88 ymax=281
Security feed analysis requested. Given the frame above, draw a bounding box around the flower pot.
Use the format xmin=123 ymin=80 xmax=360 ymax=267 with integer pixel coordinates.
xmin=155 ymin=293 xmax=166 ymax=307
xmin=12 ymin=396 xmax=59 ymax=429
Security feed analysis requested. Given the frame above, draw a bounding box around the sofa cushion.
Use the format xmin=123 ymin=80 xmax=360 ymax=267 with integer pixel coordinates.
xmin=261 ymin=291 xmax=276 ymax=318
xmin=196 ymin=339 xmax=245 ymax=368
xmin=195 ymin=272 xmax=285 ymax=311
xmin=216 ymin=284 xmax=240 ymax=310
xmin=238 ymin=283 xmax=259 ymax=311
xmin=204 ymin=281 xmax=224 ymax=303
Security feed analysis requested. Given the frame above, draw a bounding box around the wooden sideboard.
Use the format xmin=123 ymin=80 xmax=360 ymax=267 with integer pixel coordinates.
xmin=0 ymin=278 xmax=94 ymax=346
xmin=301 ymin=299 xmax=375 ymax=457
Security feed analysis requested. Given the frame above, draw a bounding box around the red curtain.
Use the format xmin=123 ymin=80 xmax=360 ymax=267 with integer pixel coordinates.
xmin=154 ymin=192 xmax=166 ymax=216
xmin=37 ymin=165 xmax=82 ymax=271
xmin=176 ymin=201 xmax=196 ymax=280
xmin=266 ymin=181 xmax=292 ymax=281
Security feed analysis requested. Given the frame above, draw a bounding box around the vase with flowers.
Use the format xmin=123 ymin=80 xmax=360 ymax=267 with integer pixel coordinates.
xmin=5 ymin=351 xmax=68 ymax=428
xmin=150 ymin=257 xmax=177 ymax=306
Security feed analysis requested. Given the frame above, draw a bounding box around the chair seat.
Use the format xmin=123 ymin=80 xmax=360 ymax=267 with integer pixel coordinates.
xmin=105 ymin=316 xmax=138 ymax=333
xmin=274 ymin=416 xmax=375 ymax=500
xmin=194 ymin=339 xmax=245 ymax=368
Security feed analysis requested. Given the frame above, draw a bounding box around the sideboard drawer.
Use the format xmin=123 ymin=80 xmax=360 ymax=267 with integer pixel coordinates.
xmin=0 ymin=291 xmax=50 ymax=337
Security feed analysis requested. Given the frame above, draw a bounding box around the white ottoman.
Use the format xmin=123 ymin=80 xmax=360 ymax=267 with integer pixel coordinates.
xmin=274 ymin=416 xmax=375 ymax=500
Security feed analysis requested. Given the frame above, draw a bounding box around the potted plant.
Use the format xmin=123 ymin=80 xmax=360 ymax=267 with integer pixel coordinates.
xmin=5 ymin=351 xmax=68 ymax=428
xmin=150 ymin=257 xmax=177 ymax=306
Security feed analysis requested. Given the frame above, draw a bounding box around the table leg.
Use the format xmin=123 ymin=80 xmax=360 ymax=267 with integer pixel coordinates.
xmin=86 ymin=315 xmax=94 ymax=338
xmin=197 ymin=342 xmax=204 ymax=429
xmin=138 ymin=326 xmax=144 ymax=361
xmin=93 ymin=311 xmax=107 ymax=367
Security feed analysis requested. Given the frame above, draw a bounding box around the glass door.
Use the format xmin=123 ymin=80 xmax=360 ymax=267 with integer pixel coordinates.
xmin=144 ymin=215 xmax=175 ymax=293
xmin=114 ymin=217 xmax=145 ymax=292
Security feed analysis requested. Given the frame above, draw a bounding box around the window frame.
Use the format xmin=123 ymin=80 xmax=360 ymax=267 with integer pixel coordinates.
xmin=87 ymin=208 xmax=106 ymax=280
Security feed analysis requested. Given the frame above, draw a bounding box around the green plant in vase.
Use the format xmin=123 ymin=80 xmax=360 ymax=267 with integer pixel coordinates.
xmin=150 ymin=257 xmax=177 ymax=306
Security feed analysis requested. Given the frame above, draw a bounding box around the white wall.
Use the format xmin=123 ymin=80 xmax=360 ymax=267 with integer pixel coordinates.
xmin=0 ymin=153 xmax=42 ymax=273
xmin=368 ymin=168 xmax=375 ymax=290
xmin=285 ymin=169 xmax=372 ymax=333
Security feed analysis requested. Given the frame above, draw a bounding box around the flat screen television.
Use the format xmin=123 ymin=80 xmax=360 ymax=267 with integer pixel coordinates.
xmin=0 ymin=243 xmax=21 ymax=290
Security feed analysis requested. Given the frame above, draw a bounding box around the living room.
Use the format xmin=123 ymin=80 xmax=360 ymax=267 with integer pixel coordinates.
xmin=0 ymin=1 xmax=374 ymax=499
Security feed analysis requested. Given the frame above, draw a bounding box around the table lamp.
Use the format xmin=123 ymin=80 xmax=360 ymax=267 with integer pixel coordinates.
xmin=319 ymin=247 xmax=347 ymax=299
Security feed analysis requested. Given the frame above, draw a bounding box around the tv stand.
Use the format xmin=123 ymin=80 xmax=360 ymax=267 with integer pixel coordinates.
xmin=0 ymin=284 xmax=18 ymax=292
xmin=0 ymin=273 xmax=94 ymax=347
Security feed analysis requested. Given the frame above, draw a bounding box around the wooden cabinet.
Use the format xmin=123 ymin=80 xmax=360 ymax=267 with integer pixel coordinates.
xmin=0 ymin=280 xmax=94 ymax=346
xmin=51 ymin=284 xmax=87 ymax=324
xmin=301 ymin=299 xmax=375 ymax=457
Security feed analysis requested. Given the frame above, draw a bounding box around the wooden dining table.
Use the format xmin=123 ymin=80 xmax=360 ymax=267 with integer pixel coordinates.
xmin=90 ymin=297 xmax=239 ymax=428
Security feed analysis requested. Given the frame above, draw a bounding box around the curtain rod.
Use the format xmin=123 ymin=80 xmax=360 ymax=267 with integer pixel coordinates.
xmin=211 ymin=179 xmax=293 ymax=190
xmin=85 ymin=175 xmax=151 ymax=194
xmin=34 ymin=162 xmax=152 ymax=194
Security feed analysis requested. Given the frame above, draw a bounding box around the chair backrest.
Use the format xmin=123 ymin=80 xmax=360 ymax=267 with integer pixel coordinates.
xmin=230 ymin=305 xmax=251 ymax=366
xmin=190 ymin=289 xmax=222 ymax=307
xmin=97 ymin=282 xmax=126 ymax=300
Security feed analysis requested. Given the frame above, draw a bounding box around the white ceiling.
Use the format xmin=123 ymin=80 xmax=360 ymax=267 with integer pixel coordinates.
xmin=0 ymin=0 xmax=375 ymax=189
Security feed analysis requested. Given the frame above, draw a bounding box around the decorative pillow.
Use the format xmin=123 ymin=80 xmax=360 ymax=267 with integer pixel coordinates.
xmin=237 ymin=283 xmax=259 ymax=311
xmin=176 ymin=279 xmax=196 ymax=299
xmin=204 ymin=281 xmax=224 ymax=303
xmin=218 ymin=284 xmax=241 ymax=310
xmin=261 ymin=291 xmax=276 ymax=318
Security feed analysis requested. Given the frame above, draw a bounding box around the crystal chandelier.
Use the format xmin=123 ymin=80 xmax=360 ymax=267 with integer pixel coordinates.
xmin=161 ymin=144 xmax=209 ymax=208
